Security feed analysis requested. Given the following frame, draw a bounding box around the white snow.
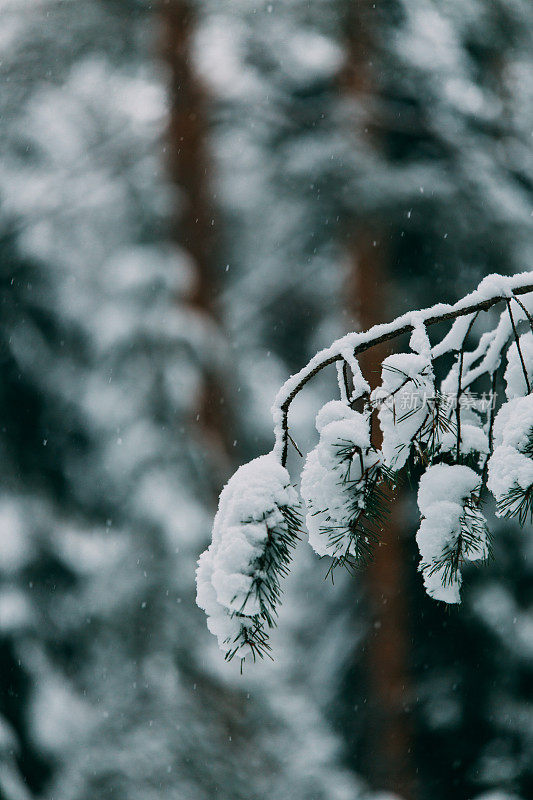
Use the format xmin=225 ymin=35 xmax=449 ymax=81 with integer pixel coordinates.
xmin=504 ymin=331 xmax=533 ymax=399
xmin=417 ymin=463 xmax=480 ymax=514
xmin=339 ymin=348 xmax=370 ymax=401
xmin=488 ymin=446 xmax=533 ymax=503
xmin=409 ymin=316 xmax=431 ymax=357
xmin=301 ymin=402 xmax=380 ymax=559
xmin=492 ymin=395 xmax=533 ymax=451
xmin=476 ymin=273 xmax=515 ymax=300
xmin=417 ymin=502 xmax=463 ymax=603
xmin=371 ymin=351 xmax=434 ymax=469
xmin=416 ymin=464 xmax=488 ymax=603
xmin=440 ymin=422 xmax=488 ymax=465
xmin=488 ymin=395 xmax=533 ymax=505
xmin=432 ymin=312 xmax=476 ymax=358
xmin=196 ymin=453 xmax=298 ymax=657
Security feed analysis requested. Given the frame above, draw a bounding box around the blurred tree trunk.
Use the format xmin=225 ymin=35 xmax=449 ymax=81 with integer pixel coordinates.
xmin=159 ymin=0 xmax=234 ymax=477
xmin=346 ymin=237 xmax=415 ymax=800
xmin=160 ymin=0 xmax=214 ymax=312
xmin=342 ymin=6 xmax=415 ymax=798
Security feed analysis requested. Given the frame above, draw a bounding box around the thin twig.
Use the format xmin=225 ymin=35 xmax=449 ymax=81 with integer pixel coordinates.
xmin=481 ymin=370 xmax=498 ymax=495
xmin=287 ymin=432 xmax=303 ymax=458
xmin=278 ymin=281 xmax=533 ymax=466
xmin=511 ymin=293 xmax=533 ymax=333
xmin=342 ymin=360 xmax=353 ymax=402
xmin=507 ymin=300 xmax=531 ymax=394
xmin=455 ymin=312 xmax=479 ymax=460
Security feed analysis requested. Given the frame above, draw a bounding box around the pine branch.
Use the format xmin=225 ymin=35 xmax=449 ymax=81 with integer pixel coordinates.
xmin=512 ymin=293 xmax=533 ymax=334
xmin=456 ymin=312 xmax=480 ymax=460
xmin=225 ymin=501 xmax=301 ymax=663
xmin=321 ymin=459 xmax=394 ymax=575
xmin=201 ymin=275 xmax=533 ymax=662
xmin=275 ymin=274 xmax=533 ymax=467
xmin=497 ymin=483 xmax=533 ymax=526
xmin=507 ymin=300 xmax=531 ymax=394
xmin=423 ymin=501 xmax=491 ymax=588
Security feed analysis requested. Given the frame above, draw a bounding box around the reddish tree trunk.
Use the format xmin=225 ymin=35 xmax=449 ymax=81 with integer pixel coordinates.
xmin=346 ymin=238 xmax=415 ymax=800
xmin=342 ymin=6 xmax=416 ymax=797
xmin=159 ymin=0 xmax=233 ymax=476
xmin=160 ymin=0 xmax=216 ymax=313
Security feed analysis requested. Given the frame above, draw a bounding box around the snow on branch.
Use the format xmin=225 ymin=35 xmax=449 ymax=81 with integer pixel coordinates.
xmin=273 ymin=271 xmax=533 ymax=466
xmin=196 ymin=454 xmax=300 ymax=662
xmin=197 ymin=272 xmax=533 ymax=663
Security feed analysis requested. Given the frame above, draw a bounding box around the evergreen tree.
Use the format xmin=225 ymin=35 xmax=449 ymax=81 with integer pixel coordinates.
xmin=0 ymin=1 xmax=363 ymax=798
xmin=336 ymin=4 xmax=533 ymax=798
xmin=195 ymin=3 xmax=533 ymax=800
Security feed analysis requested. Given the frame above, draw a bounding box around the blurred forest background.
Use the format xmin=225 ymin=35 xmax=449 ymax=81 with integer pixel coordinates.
xmin=0 ymin=1 xmax=532 ymax=799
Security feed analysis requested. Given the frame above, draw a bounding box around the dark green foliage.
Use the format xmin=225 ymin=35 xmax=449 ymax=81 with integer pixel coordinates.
xmin=497 ymin=483 xmax=533 ymax=526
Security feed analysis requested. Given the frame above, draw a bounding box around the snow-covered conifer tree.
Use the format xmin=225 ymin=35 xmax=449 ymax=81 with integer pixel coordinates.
xmin=195 ymin=3 xmax=533 ymax=798
xmin=0 ymin=2 xmax=364 ymax=798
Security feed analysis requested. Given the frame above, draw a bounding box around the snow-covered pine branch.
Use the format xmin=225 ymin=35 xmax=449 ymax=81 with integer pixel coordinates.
xmin=197 ymin=272 xmax=533 ymax=663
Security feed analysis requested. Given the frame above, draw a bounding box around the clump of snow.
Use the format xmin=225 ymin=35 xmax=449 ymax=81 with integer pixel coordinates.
xmin=492 ymin=395 xmax=533 ymax=452
xmin=371 ymin=351 xmax=434 ymax=469
xmin=418 ymin=463 xmax=480 ymax=512
xmin=416 ymin=463 xmax=488 ymax=603
xmin=196 ymin=453 xmax=298 ymax=659
xmin=432 ymin=312 xmax=476 ymax=358
xmin=315 ymin=400 xmax=359 ymax=434
xmin=488 ymin=395 xmax=533 ymax=509
xmin=504 ymin=331 xmax=533 ymax=399
xmin=409 ymin=316 xmax=431 ymax=357
xmin=301 ymin=401 xmax=381 ymax=559
xmin=476 ymin=273 xmax=515 ymax=300
xmin=439 ymin=420 xmax=489 ymax=467
xmin=339 ymin=349 xmax=370 ymax=402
